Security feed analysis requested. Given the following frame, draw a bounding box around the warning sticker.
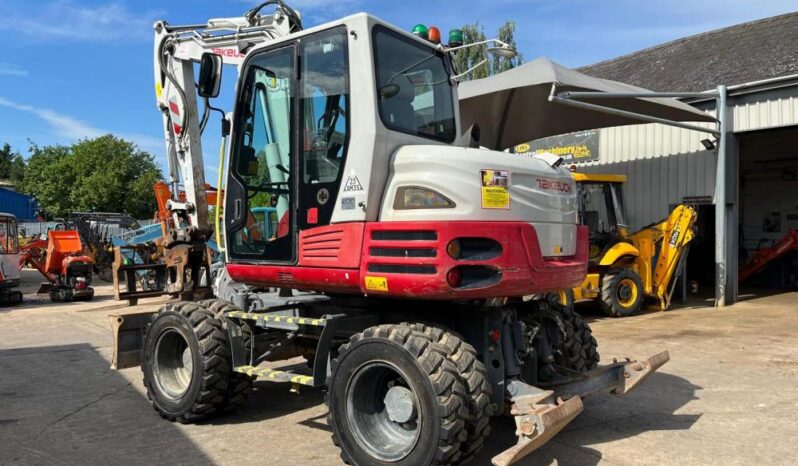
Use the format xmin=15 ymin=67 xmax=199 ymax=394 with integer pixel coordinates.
xmin=343 ymin=172 xmax=364 ymax=193
xmin=480 ymin=169 xmax=510 ymax=209
xmin=364 ymin=276 xmax=389 ymax=292
xmin=341 ymin=196 xmax=356 ymax=210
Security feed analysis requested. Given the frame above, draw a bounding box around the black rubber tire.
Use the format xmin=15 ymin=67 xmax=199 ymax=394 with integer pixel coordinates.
xmin=600 ymin=269 xmax=644 ymax=318
xmin=545 ymin=289 xmax=575 ymax=311
xmin=199 ymin=299 xmax=254 ymax=411
xmin=142 ymin=301 xmax=231 ymax=423
xmin=326 ymin=324 xmax=468 ymax=466
xmin=404 ymin=323 xmax=493 ymax=464
xmin=550 ymin=301 xmax=600 ymax=372
xmin=98 ymin=265 xmax=113 ymax=283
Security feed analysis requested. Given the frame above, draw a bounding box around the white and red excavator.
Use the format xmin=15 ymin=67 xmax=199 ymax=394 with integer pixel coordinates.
xmin=109 ymin=2 xmax=714 ymax=464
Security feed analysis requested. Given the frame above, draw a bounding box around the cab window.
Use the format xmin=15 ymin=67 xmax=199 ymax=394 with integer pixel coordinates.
xmin=0 ymin=217 xmax=18 ymax=254
xmin=228 ymin=45 xmax=295 ymax=260
xmin=373 ymin=25 xmax=456 ymax=142
xmin=301 ymin=28 xmax=349 ymax=184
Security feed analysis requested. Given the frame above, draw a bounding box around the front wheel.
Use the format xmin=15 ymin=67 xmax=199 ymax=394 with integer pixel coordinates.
xmin=141 ymin=302 xmax=232 ymax=423
xmin=600 ymin=269 xmax=644 ymax=317
xmin=326 ymin=324 xmax=468 ymax=465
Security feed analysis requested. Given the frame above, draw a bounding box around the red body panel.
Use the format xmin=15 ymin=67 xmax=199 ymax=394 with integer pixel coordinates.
xmin=298 ymin=223 xmax=364 ymax=268
xmin=227 ymin=221 xmax=588 ymax=299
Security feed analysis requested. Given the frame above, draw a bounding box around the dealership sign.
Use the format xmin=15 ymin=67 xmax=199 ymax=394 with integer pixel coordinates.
xmin=513 ymin=130 xmax=600 ymax=163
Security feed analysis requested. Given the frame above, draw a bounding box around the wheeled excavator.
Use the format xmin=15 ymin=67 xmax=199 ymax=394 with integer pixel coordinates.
xmin=105 ymin=2 xmax=709 ymax=464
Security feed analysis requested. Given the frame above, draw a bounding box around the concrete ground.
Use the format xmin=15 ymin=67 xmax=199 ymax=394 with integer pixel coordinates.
xmin=2 ymin=269 xmax=797 ymax=465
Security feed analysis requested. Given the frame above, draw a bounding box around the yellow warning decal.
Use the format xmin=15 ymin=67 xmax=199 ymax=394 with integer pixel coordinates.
xmin=155 ymin=82 xmax=162 ymax=99
xmin=364 ymin=276 xmax=389 ymax=292
xmin=481 ymin=169 xmax=510 ymax=209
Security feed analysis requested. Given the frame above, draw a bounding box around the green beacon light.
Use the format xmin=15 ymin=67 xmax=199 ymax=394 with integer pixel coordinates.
xmin=411 ymin=24 xmax=429 ymax=40
xmin=448 ymin=28 xmax=463 ymax=47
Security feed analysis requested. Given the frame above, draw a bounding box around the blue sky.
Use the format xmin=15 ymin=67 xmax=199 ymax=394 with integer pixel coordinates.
xmin=1 ymin=0 xmax=796 ymax=179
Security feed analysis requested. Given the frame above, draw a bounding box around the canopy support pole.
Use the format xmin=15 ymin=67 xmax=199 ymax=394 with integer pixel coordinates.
xmin=550 ymin=84 xmax=736 ymax=307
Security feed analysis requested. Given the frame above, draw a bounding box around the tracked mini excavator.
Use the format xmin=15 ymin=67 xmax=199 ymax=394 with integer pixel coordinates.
xmin=0 ymin=212 xmax=23 ymax=306
xmin=106 ymin=2 xmax=715 ymax=464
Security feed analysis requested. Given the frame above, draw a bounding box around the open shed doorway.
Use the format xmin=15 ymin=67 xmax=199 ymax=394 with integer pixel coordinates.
xmin=737 ymin=125 xmax=798 ymax=295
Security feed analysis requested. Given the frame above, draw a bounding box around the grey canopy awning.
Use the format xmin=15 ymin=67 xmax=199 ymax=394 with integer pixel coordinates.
xmin=458 ymin=57 xmax=717 ymax=151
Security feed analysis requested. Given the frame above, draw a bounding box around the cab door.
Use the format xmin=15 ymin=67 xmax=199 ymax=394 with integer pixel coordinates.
xmin=296 ymin=26 xmax=350 ymax=230
xmin=225 ymin=44 xmax=297 ymax=263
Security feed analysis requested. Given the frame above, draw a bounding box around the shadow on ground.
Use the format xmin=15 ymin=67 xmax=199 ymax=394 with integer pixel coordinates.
xmin=0 ymin=343 xmax=215 ymax=465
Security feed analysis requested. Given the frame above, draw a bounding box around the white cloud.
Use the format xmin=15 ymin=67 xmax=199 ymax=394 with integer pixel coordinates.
xmin=0 ymin=62 xmax=28 ymax=77
xmin=0 ymin=1 xmax=164 ymax=43
xmin=0 ymin=96 xmax=165 ymax=159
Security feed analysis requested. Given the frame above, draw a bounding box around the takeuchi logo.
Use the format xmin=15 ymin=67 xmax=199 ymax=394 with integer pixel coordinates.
xmin=536 ymin=178 xmax=571 ymax=193
xmin=213 ymin=47 xmax=246 ymax=58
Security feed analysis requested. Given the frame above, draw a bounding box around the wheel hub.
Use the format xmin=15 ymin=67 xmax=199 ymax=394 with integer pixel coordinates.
xmin=346 ymin=362 xmax=421 ymax=461
xmin=154 ymin=329 xmax=193 ymax=399
xmin=618 ymin=284 xmax=632 ymax=301
xmin=384 ymin=385 xmax=416 ymax=423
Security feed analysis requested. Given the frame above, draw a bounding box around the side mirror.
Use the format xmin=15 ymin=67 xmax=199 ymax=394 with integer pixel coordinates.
xmin=198 ymin=52 xmax=223 ymax=98
xmin=379 ymin=84 xmax=400 ymax=100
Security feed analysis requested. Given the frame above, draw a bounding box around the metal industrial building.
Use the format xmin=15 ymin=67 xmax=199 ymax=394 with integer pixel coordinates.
xmin=0 ymin=185 xmax=38 ymax=221
xmin=523 ymin=13 xmax=798 ymax=306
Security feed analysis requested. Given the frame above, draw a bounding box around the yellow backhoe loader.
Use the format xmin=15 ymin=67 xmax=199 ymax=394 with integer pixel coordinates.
xmin=570 ymin=172 xmax=697 ymax=317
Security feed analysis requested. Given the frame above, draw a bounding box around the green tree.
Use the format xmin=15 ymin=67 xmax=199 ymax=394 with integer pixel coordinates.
xmin=492 ymin=20 xmax=523 ymax=75
xmin=452 ymin=23 xmax=489 ymax=81
xmin=452 ymin=20 xmax=523 ymax=81
xmin=19 ymin=135 xmax=162 ymax=218
xmin=0 ymin=143 xmax=26 ymax=183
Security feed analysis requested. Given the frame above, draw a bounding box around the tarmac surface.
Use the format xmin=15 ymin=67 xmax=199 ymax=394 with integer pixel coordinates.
xmin=2 ymin=268 xmax=797 ymax=465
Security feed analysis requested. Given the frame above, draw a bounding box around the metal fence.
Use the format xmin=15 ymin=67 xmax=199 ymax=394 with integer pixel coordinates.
xmin=18 ymin=219 xmax=156 ymax=238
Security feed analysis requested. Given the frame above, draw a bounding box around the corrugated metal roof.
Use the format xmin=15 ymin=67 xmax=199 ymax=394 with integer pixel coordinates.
xmin=579 ymin=12 xmax=798 ymax=92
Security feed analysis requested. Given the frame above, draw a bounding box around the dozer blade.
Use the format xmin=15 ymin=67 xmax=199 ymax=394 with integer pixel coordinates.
xmin=614 ymin=351 xmax=670 ymax=395
xmin=492 ymin=393 xmax=583 ymax=466
xmin=493 ymin=351 xmax=670 ymax=466
xmin=108 ymin=310 xmax=158 ymax=369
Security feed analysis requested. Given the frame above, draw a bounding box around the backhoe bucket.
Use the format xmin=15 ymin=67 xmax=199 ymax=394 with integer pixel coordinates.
xmin=108 ymin=310 xmax=158 ymax=369
xmin=492 ymin=351 xmax=669 ymax=466
xmin=36 ymin=282 xmax=52 ymax=294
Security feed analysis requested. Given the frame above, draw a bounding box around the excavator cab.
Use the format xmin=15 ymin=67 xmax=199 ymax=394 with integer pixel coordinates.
xmin=0 ymin=212 xmax=22 ymax=306
xmin=574 ymin=173 xmax=631 ymax=262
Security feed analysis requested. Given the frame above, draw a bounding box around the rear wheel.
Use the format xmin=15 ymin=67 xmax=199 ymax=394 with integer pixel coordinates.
xmin=142 ymin=302 xmax=231 ymax=423
xmin=550 ymin=301 xmax=599 ymax=371
xmin=405 ymin=323 xmax=493 ymax=464
xmin=326 ymin=324 xmax=468 ymax=465
xmin=546 ymin=289 xmax=575 ymax=311
xmin=600 ymin=269 xmax=644 ymax=317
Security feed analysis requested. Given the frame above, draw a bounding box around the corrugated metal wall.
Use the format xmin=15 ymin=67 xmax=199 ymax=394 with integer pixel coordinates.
xmin=579 ymin=150 xmax=716 ymax=229
xmin=0 ymin=188 xmax=38 ymax=221
xmin=575 ymin=96 xmax=798 ymax=229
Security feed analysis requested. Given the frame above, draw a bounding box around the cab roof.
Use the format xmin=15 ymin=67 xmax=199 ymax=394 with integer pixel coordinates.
xmin=571 ymin=173 xmax=627 ymax=183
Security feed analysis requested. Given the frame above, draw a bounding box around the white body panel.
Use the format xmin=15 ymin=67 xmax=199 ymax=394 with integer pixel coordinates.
xmin=0 ymin=253 xmax=19 ymax=282
xmin=0 ymin=212 xmax=20 ymax=283
xmin=380 ymin=146 xmax=578 ymax=256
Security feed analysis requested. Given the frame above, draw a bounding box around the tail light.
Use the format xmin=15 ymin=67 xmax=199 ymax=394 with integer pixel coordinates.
xmin=446 ymin=268 xmax=462 ymax=287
